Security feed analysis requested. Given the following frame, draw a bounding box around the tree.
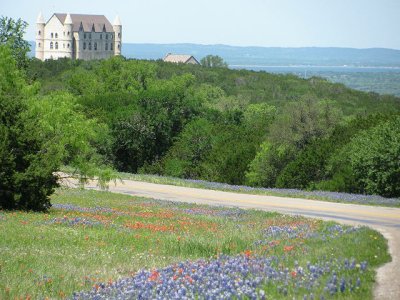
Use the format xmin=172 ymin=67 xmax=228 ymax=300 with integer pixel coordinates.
xmin=0 ymin=46 xmax=114 ymax=211
xmin=200 ymin=55 xmax=228 ymax=68
xmin=0 ymin=45 xmax=56 ymax=211
xmin=348 ymin=116 xmax=400 ymax=197
xmin=270 ymin=96 xmax=342 ymax=150
xmin=0 ymin=16 xmax=30 ymax=69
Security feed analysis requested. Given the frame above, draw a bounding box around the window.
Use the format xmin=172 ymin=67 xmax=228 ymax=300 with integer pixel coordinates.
xmin=100 ymin=34 xmax=102 ymax=40
xmin=118 ymin=44 xmax=120 ymax=50
xmin=38 ymin=30 xmax=41 ymax=36
xmin=118 ymin=33 xmax=121 ymax=38
xmin=84 ymin=33 xmax=86 ymax=39
xmin=67 ymin=43 xmax=70 ymax=48
xmin=106 ymin=34 xmax=108 ymax=40
xmin=89 ymin=33 xmax=92 ymax=39
xmin=94 ymin=42 xmax=97 ymax=51
xmin=111 ymin=43 xmax=113 ymax=51
xmin=63 ymin=43 xmax=65 ymax=48
xmin=51 ymin=33 xmax=54 ymax=38
xmin=88 ymin=42 xmax=92 ymax=50
xmin=67 ymin=31 xmax=70 ymax=36
xmin=105 ymin=43 xmax=108 ymax=50
xmin=38 ymin=42 xmax=41 ymax=48
xmin=110 ymin=34 xmax=113 ymax=39
xmin=55 ymin=42 xmax=58 ymax=49
xmin=55 ymin=33 xmax=58 ymax=38
xmin=83 ymin=42 xmax=86 ymax=50
xmin=50 ymin=42 xmax=53 ymax=49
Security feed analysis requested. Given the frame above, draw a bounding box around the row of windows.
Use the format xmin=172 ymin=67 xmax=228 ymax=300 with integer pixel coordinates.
xmin=49 ymin=42 xmax=70 ymax=49
xmin=38 ymin=31 xmax=71 ymax=38
xmin=38 ymin=31 xmax=120 ymax=40
xmin=82 ymin=42 xmax=115 ymax=51
xmin=39 ymin=41 xmax=119 ymax=51
xmin=83 ymin=33 xmax=115 ymax=40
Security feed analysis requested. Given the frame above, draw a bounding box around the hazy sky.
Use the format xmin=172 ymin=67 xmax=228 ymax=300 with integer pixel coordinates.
xmin=1 ymin=0 xmax=399 ymax=49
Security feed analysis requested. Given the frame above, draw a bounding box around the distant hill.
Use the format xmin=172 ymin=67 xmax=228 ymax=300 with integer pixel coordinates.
xmin=121 ymin=43 xmax=400 ymax=67
xmin=28 ymin=42 xmax=400 ymax=96
xmin=29 ymin=42 xmax=400 ymax=67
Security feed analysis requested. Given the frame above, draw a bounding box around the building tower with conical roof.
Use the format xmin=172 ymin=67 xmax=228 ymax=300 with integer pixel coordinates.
xmin=63 ymin=13 xmax=73 ymax=58
xmin=35 ymin=12 xmax=45 ymax=60
xmin=113 ymin=15 xmax=122 ymax=56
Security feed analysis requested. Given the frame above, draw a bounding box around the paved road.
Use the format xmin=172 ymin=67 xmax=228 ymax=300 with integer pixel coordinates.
xmin=74 ymin=179 xmax=400 ymax=299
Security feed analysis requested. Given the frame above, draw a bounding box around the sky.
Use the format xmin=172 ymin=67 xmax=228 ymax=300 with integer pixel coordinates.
xmin=1 ymin=0 xmax=400 ymax=49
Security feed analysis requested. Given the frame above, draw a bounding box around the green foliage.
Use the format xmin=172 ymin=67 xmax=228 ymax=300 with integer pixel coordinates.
xmin=245 ymin=142 xmax=294 ymax=187
xmin=0 ymin=46 xmax=55 ymax=211
xmin=0 ymin=46 xmax=115 ymax=211
xmin=347 ymin=117 xmax=400 ymax=197
xmin=200 ymin=55 xmax=228 ymax=68
xmin=159 ymin=118 xmax=214 ymax=178
xmin=25 ymin=54 xmax=400 ymax=198
xmin=270 ymin=96 xmax=342 ymax=150
xmin=0 ymin=16 xmax=30 ymax=69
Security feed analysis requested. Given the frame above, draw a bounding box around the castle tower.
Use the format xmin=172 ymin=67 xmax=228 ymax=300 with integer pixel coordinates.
xmin=113 ymin=15 xmax=122 ymax=56
xmin=35 ymin=12 xmax=45 ymax=60
xmin=64 ymin=13 xmax=73 ymax=59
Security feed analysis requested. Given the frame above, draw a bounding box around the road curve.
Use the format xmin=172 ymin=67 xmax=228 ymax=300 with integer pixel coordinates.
xmin=70 ymin=179 xmax=400 ymax=299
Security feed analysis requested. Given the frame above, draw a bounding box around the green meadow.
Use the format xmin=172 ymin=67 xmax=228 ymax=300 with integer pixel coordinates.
xmin=0 ymin=188 xmax=390 ymax=299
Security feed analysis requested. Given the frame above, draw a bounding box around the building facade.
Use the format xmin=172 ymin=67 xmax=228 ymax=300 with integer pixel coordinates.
xmin=35 ymin=13 xmax=122 ymax=61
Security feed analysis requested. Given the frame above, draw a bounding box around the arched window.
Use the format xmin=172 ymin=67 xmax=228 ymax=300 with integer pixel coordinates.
xmin=94 ymin=42 xmax=97 ymax=51
xmin=55 ymin=33 xmax=58 ymax=38
xmin=67 ymin=43 xmax=70 ymax=48
xmin=55 ymin=42 xmax=58 ymax=49
xmin=88 ymin=42 xmax=92 ymax=50
xmin=38 ymin=30 xmax=41 ymax=36
xmin=50 ymin=42 xmax=53 ymax=49
xmin=84 ymin=33 xmax=86 ymax=39
xmin=105 ymin=34 xmax=108 ymax=40
xmin=105 ymin=43 xmax=108 ymax=50
xmin=118 ymin=33 xmax=121 ymax=38
xmin=67 ymin=31 xmax=70 ymax=36
xmin=51 ymin=33 xmax=54 ymax=38
xmin=83 ymin=42 xmax=86 ymax=50
xmin=100 ymin=34 xmax=102 ymax=40
xmin=38 ymin=42 xmax=41 ymax=48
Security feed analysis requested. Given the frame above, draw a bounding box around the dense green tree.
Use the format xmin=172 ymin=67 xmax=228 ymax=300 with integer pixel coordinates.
xmin=0 ymin=45 xmax=55 ymax=211
xmin=0 ymin=46 xmax=115 ymax=211
xmin=245 ymin=142 xmax=294 ymax=187
xmin=347 ymin=117 xmax=400 ymax=197
xmin=200 ymin=55 xmax=228 ymax=68
xmin=159 ymin=118 xmax=214 ymax=178
xmin=270 ymin=96 xmax=342 ymax=150
xmin=0 ymin=16 xmax=30 ymax=69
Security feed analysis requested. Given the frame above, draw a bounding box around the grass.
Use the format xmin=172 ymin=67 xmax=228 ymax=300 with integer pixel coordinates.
xmin=0 ymin=188 xmax=391 ymax=299
xmin=117 ymin=172 xmax=400 ymax=208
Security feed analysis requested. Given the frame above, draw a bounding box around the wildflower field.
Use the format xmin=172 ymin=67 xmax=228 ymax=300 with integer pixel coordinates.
xmin=0 ymin=189 xmax=390 ymax=299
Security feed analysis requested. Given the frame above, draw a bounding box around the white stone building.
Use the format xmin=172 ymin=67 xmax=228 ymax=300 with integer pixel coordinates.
xmin=35 ymin=12 xmax=122 ymax=61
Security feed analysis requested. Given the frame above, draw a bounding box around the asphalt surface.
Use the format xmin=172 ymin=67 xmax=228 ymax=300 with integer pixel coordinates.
xmin=68 ymin=178 xmax=400 ymax=300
